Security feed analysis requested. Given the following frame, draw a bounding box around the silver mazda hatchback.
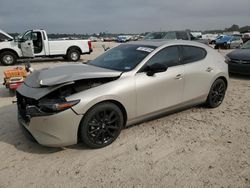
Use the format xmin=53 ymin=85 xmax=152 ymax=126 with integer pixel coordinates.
xmin=17 ymin=40 xmax=228 ymax=148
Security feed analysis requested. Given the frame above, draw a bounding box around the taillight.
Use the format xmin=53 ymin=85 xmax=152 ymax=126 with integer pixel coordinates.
xmin=88 ymin=40 xmax=92 ymax=50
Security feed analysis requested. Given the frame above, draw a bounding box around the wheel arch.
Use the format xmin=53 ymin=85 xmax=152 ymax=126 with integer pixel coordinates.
xmin=217 ymin=76 xmax=228 ymax=89
xmin=0 ymin=48 xmax=19 ymax=58
xmin=77 ymin=99 xmax=128 ymax=143
xmin=66 ymin=46 xmax=82 ymax=54
xmin=206 ymin=74 xmax=228 ymax=99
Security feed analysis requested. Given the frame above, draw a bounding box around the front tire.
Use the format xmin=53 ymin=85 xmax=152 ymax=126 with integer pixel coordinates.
xmin=79 ymin=102 xmax=124 ymax=148
xmin=67 ymin=49 xmax=80 ymax=61
xmin=0 ymin=51 xmax=17 ymax=65
xmin=206 ymin=79 xmax=226 ymax=108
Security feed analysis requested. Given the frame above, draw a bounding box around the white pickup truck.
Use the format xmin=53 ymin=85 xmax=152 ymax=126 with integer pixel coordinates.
xmin=0 ymin=29 xmax=93 ymax=65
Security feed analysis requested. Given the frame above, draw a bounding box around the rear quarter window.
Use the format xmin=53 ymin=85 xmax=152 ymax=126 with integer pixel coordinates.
xmin=181 ymin=46 xmax=207 ymax=64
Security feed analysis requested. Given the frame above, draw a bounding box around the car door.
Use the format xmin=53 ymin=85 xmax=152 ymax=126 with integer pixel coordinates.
xmin=180 ymin=45 xmax=212 ymax=102
xmin=20 ymin=41 xmax=34 ymax=57
xmin=135 ymin=46 xmax=184 ymax=117
xmin=20 ymin=31 xmax=34 ymax=57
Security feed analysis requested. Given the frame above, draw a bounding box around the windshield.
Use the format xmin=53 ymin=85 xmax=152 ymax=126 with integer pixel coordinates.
xmin=241 ymin=41 xmax=250 ymax=49
xmin=89 ymin=44 xmax=156 ymax=71
xmin=17 ymin=30 xmax=32 ymax=40
xmin=144 ymin=32 xmax=166 ymax=40
xmin=17 ymin=32 xmax=25 ymax=39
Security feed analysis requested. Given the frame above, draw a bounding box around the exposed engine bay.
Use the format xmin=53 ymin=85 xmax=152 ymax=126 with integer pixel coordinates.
xmin=17 ymin=76 xmax=119 ymax=120
xmin=16 ymin=62 xmax=123 ymax=123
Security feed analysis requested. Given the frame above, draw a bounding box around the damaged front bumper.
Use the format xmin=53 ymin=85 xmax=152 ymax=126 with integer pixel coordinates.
xmin=18 ymin=108 xmax=83 ymax=147
xmin=17 ymin=92 xmax=83 ymax=147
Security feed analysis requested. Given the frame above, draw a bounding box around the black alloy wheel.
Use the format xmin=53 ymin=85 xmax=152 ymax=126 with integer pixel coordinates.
xmin=206 ymin=79 xmax=226 ymax=108
xmin=80 ymin=102 xmax=123 ymax=148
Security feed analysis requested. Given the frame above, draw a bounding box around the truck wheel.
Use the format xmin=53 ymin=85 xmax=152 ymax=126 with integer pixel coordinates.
xmin=67 ymin=49 xmax=80 ymax=62
xmin=0 ymin=51 xmax=17 ymax=65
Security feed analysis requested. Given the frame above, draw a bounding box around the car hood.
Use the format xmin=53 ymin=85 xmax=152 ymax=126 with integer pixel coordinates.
xmin=24 ymin=64 xmax=122 ymax=88
xmin=17 ymin=64 xmax=122 ymax=100
xmin=0 ymin=29 xmax=13 ymax=41
xmin=227 ymin=49 xmax=250 ymax=61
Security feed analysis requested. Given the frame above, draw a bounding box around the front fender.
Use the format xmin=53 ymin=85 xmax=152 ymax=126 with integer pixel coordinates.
xmin=66 ymin=77 xmax=137 ymax=121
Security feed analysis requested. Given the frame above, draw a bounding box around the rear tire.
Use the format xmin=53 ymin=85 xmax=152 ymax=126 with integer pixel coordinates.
xmin=0 ymin=51 xmax=17 ymax=65
xmin=206 ymin=79 xmax=226 ymax=108
xmin=67 ymin=49 xmax=80 ymax=61
xmin=79 ymin=102 xmax=124 ymax=149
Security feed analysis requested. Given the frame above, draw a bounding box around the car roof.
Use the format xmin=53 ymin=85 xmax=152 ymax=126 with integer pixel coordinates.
xmin=128 ymin=39 xmax=208 ymax=48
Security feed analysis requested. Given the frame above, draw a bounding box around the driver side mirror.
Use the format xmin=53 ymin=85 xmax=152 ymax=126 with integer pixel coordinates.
xmin=145 ymin=63 xmax=168 ymax=76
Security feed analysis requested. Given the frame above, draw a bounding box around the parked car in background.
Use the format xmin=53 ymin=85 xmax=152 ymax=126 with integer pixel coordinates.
xmin=210 ymin=34 xmax=225 ymax=45
xmin=144 ymin=31 xmax=192 ymax=40
xmin=117 ymin=35 xmax=132 ymax=43
xmin=0 ymin=29 xmax=92 ymax=65
xmin=17 ymin=40 xmax=228 ymax=148
xmin=190 ymin=32 xmax=202 ymax=39
xmin=225 ymin=40 xmax=250 ymax=75
xmin=202 ymin=34 xmax=219 ymax=44
xmin=103 ymin=37 xmax=116 ymax=42
xmin=215 ymin=35 xmax=243 ymax=49
xmin=242 ymin=33 xmax=250 ymax=43
xmin=144 ymin=31 xmax=209 ymax=44
xmin=89 ymin=36 xmax=101 ymax=42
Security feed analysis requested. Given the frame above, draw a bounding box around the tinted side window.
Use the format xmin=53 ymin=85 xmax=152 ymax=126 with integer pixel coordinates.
xmin=181 ymin=46 xmax=207 ymax=64
xmin=147 ymin=46 xmax=179 ymax=67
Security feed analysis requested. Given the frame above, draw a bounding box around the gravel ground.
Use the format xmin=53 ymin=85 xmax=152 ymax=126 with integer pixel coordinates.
xmin=0 ymin=42 xmax=249 ymax=188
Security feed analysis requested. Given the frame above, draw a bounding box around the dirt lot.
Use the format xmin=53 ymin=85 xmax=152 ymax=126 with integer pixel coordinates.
xmin=0 ymin=42 xmax=249 ymax=188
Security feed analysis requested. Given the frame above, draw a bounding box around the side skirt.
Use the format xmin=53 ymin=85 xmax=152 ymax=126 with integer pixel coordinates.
xmin=126 ymin=95 xmax=207 ymax=127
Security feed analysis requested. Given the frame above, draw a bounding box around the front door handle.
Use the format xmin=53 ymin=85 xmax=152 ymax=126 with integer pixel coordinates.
xmin=175 ymin=74 xmax=183 ymax=80
xmin=206 ymin=67 xmax=213 ymax=72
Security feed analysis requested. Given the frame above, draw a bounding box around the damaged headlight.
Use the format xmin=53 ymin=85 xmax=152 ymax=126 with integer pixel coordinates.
xmin=38 ymin=99 xmax=80 ymax=113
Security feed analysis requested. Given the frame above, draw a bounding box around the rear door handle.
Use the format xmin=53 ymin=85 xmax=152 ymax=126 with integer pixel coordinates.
xmin=175 ymin=74 xmax=183 ymax=80
xmin=206 ymin=67 xmax=213 ymax=72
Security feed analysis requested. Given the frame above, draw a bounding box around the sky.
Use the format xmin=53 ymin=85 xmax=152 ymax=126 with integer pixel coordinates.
xmin=0 ymin=0 xmax=250 ymax=34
